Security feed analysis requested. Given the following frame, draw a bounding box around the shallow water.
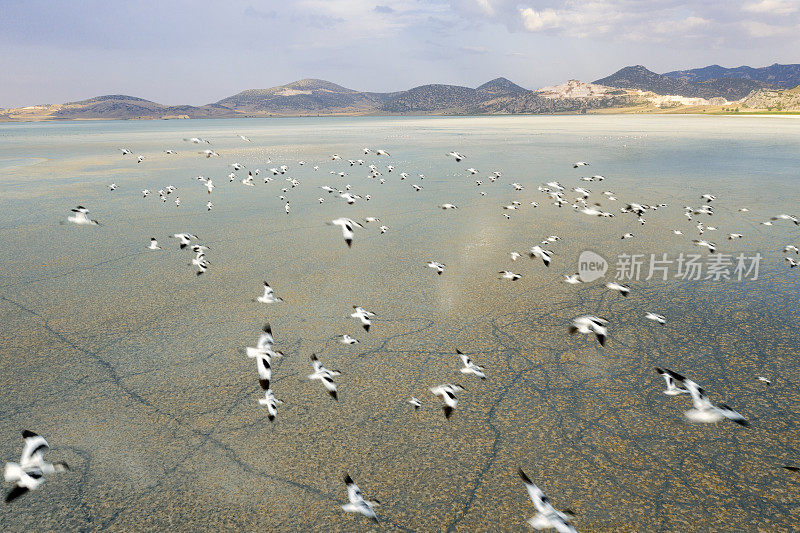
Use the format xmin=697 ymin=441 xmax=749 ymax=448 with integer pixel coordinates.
xmin=1 ymin=115 xmax=800 ymax=531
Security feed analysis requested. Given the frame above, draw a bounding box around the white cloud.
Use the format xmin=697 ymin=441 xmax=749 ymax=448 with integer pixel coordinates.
xmin=444 ymin=0 xmax=800 ymax=46
xmin=743 ymin=0 xmax=798 ymax=15
xmin=519 ymin=8 xmax=562 ymax=31
xmin=742 ymin=20 xmax=790 ymax=37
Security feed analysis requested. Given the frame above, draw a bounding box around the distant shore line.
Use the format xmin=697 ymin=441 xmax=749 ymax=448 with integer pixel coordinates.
xmin=1 ymin=110 xmax=799 ymax=124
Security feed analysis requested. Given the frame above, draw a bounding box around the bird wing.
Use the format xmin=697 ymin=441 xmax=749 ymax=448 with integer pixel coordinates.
xmin=684 ymin=379 xmax=712 ymax=410
xmin=20 ymin=431 xmax=49 ymax=468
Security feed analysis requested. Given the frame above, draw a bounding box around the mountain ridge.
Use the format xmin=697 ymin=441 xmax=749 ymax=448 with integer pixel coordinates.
xmin=4 ymin=62 xmax=799 ymax=121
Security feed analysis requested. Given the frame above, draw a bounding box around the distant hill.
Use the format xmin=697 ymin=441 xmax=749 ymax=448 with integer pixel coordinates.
xmin=663 ymin=63 xmax=800 ymax=88
xmin=741 ymin=84 xmax=800 ymax=111
xmin=0 ymin=94 xmax=233 ymax=121
xmin=380 ymin=84 xmax=480 ymax=113
xmin=216 ymin=78 xmax=388 ymax=115
xmin=476 ymin=77 xmax=529 ymax=97
xmin=594 ymin=65 xmax=770 ymax=100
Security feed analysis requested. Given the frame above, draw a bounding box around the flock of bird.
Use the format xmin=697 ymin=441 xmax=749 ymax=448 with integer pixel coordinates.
xmin=5 ymin=131 xmax=799 ymax=530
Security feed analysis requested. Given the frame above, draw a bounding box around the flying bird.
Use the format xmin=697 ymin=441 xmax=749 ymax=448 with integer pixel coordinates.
xmin=569 ymin=315 xmax=608 ymax=346
xmin=341 ymin=473 xmax=379 ymax=522
xmin=430 ymin=384 xmax=464 ymax=419
xmin=329 ymin=218 xmax=364 ymax=248
xmin=683 ymin=379 xmax=748 ymax=427
xmin=259 ymin=388 xmax=283 ymax=421
xmin=350 ymin=306 xmax=376 ymax=332
xmin=518 ymin=469 xmax=577 ymax=533
xmin=4 ymin=431 xmax=69 ymax=503
xmin=66 ymin=206 xmax=99 ymax=226
xmin=308 ymin=354 xmax=340 ymax=400
xmin=457 ymin=349 xmax=486 ymax=380
xmin=655 ymin=368 xmax=689 ymax=396
xmin=427 ymin=261 xmax=446 ymax=275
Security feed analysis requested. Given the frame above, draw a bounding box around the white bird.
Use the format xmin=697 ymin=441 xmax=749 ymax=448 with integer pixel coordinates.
xmin=499 ymin=271 xmax=522 ymax=281
xmin=231 ymin=163 xmax=245 ymax=171
xmin=412 ymin=184 xmax=423 ymax=191
xmin=351 ymin=306 xmax=376 ymax=332
xmin=440 ymin=203 xmax=458 ymax=210
xmin=285 ymin=203 xmax=290 ymax=215
xmin=4 ymin=430 xmax=69 ymax=503
xmin=529 ymin=246 xmax=553 ymax=267
xmin=408 ymin=397 xmax=422 ymax=409
xmin=108 ymin=183 xmax=118 ymax=191
xmin=605 ymin=281 xmax=630 ymax=297
xmin=339 ymin=334 xmax=359 ymax=345
xmin=164 ymin=149 xmax=177 ymax=154
xmin=621 ymin=233 xmax=635 ymax=239
xmin=573 ymin=161 xmax=589 ymax=168
xmin=309 ymin=354 xmax=340 ymax=400
xmin=119 ymin=148 xmax=132 ymax=155
xmin=147 ymin=238 xmax=161 ymax=250
xmin=255 ymin=282 xmax=283 ymax=304
xmin=184 ymin=137 xmax=210 ymax=144
xmin=137 ymin=155 xmax=144 ymax=164
xmin=379 ymin=225 xmax=388 ymax=234
xmin=672 ymin=230 xmax=684 ymax=235
xmin=727 ymin=233 xmax=743 ymax=240
xmin=429 ymin=383 xmax=464 ymax=419
xmin=258 ymin=389 xmax=283 ymax=421
xmin=341 ymin=473 xmax=379 ymax=522
xmin=783 ymin=245 xmax=799 ymax=254
xmin=465 ymin=168 xmax=479 ymax=175
xmin=645 ymin=312 xmax=666 ymax=325
xmin=191 ymin=256 xmax=208 ymax=276
xmin=66 ymin=206 xmax=99 ymax=226
xmin=785 ymin=257 xmax=798 ymax=268
xmin=427 ymin=261 xmax=446 ymax=275
xmin=683 ymin=379 xmax=748 ymax=427
xmin=245 ymin=322 xmax=284 ymax=362
xmin=238 ymin=135 xmax=252 ymax=142
xmin=569 ymin=315 xmax=608 ymax=346
xmin=510 ymin=252 xmax=521 ymax=261
xmin=655 ymin=368 xmax=689 ymax=396
xmin=206 ymin=201 xmax=213 ymax=211
xmin=249 ymin=347 xmax=274 ymax=391
xmin=518 ymin=469 xmax=577 ymax=533
xmin=329 ymin=218 xmax=364 ymax=248
xmin=376 ymin=149 xmax=390 ymax=156
xmin=457 ymin=349 xmax=486 ymax=380
xmin=772 ymin=214 xmax=799 ymax=225
xmin=199 ymin=149 xmax=220 ymax=158
xmin=701 ymin=194 xmax=716 ymax=203
xmin=170 ymin=233 xmax=198 ymax=249
xmin=446 ymin=151 xmax=466 ymax=162
xmin=563 ymin=274 xmax=582 ymax=284
xmin=174 ymin=197 xmax=181 ymax=207
xmin=693 ymin=239 xmax=717 ymax=253
xmin=331 ymin=154 xmax=341 ymax=161
xmin=142 ymin=189 xmax=150 ymax=197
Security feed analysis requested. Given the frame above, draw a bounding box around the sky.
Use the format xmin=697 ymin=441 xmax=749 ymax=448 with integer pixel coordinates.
xmin=2 ymin=0 xmax=800 ymax=108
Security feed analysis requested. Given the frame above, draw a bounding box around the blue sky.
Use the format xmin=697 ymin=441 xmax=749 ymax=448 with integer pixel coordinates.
xmin=2 ymin=0 xmax=799 ymax=107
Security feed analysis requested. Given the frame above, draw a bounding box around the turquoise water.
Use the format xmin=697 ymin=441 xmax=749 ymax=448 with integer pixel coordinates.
xmin=1 ymin=115 xmax=800 ymax=531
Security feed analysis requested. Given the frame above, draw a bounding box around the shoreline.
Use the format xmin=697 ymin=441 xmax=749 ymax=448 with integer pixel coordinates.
xmin=1 ymin=110 xmax=799 ymax=124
